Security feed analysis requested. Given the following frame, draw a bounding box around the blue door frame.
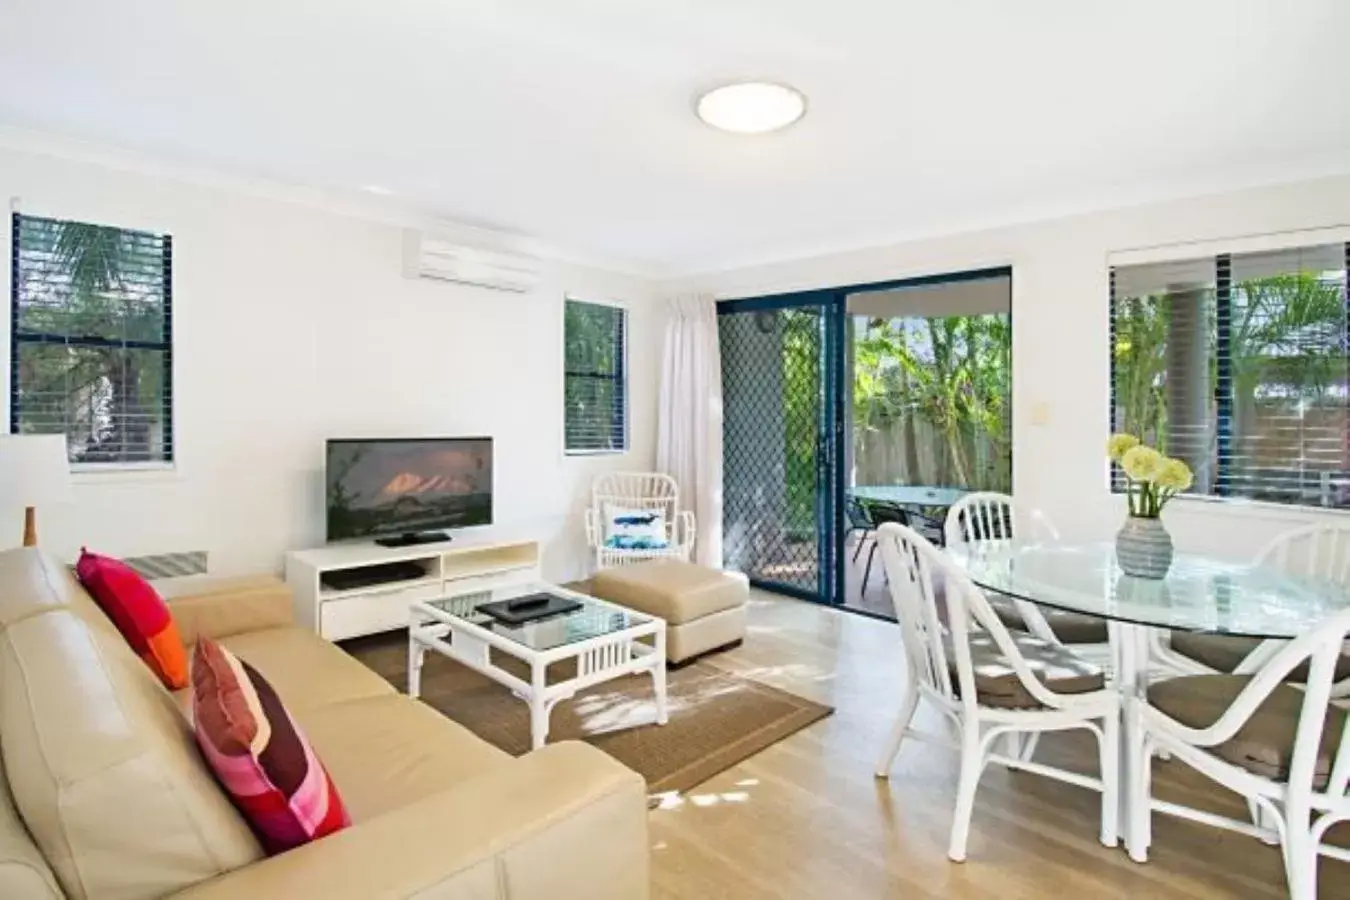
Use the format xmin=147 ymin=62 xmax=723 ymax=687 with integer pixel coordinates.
xmin=717 ymin=265 xmax=1012 ymax=608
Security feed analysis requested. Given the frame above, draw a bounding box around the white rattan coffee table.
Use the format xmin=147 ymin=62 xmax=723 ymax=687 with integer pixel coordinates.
xmin=408 ymin=581 xmax=668 ymax=749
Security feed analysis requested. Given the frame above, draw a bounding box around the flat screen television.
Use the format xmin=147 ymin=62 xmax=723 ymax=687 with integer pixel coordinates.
xmin=325 ymin=437 xmax=493 ymax=546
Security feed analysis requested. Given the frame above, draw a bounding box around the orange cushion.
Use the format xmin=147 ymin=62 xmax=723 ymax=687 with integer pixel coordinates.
xmin=75 ymin=549 xmax=188 ymax=689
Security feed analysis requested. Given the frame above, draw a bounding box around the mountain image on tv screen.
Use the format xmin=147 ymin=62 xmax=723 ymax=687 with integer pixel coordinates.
xmin=326 ymin=439 xmax=492 ymax=540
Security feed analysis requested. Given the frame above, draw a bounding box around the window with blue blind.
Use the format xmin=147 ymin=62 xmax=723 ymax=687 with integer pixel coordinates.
xmin=10 ymin=212 xmax=174 ymax=465
xmin=1110 ymin=240 xmax=1350 ymax=508
xmin=564 ymin=298 xmax=627 ymax=453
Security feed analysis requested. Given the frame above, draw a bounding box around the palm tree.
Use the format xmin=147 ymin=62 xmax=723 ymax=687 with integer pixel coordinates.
xmin=1113 ymin=271 xmax=1345 ymax=498
xmin=1228 ymin=273 xmax=1345 ymax=493
xmin=17 ymin=219 xmax=167 ymax=461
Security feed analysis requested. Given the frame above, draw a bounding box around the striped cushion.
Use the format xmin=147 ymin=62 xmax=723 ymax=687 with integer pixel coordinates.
xmin=76 ymin=548 xmax=189 ymax=689
xmin=192 ymin=637 xmax=350 ymax=854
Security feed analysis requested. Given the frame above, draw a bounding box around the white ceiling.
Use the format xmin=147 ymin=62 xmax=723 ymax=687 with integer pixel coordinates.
xmin=2 ymin=0 xmax=1349 ymax=275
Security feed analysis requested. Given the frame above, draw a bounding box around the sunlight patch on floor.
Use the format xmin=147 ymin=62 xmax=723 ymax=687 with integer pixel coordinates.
xmin=649 ymin=783 xmax=760 ymax=814
xmin=569 ymin=677 xmax=750 ymax=736
xmin=569 ymin=689 xmax=659 ymax=735
xmin=727 ymin=661 xmax=838 ymax=685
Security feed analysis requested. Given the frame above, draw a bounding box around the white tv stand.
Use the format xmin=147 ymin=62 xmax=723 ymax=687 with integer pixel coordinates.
xmin=285 ymin=537 xmax=541 ymax=641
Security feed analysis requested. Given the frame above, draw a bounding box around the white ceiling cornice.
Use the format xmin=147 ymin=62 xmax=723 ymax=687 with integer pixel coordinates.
xmin=0 ymin=124 xmax=665 ymax=280
xmin=7 ymin=123 xmax=1350 ymax=289
xmin=665 ymin=152 xmax=1350 ymax=281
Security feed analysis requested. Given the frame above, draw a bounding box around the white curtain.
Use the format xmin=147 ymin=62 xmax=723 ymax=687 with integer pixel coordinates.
xmin=657 ymin=293 xmax=723 ymax=568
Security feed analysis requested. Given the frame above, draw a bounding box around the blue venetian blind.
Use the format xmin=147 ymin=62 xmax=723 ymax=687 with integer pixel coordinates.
xmin=10 ymin=212 xmax=174 ymax=464
xmin=1110 ymin=241 xmax=1349 ymax=508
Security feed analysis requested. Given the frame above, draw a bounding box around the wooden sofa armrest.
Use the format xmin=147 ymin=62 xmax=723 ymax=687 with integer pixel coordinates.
xmin=169 ymin=741 xmax=649 ymax=900
xmin=158 ymin=575 xmax=294 ymax=644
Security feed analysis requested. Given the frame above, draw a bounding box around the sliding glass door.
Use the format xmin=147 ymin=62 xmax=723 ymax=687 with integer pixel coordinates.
xmin=842 ymin=270 xmax=1013 ymax=617
xmin=717 ymin=267 xmax=1012 ymax=613
xmin=718 ymin=295 xmax=845 ymax=602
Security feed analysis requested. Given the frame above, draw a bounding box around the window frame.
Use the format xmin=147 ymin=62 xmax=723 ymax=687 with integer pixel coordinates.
xmin=9 ymin=212 xmax=176 ymax=471
xmin=562 ymin=295 xmax=629 ymax=456
xmin=1107 ymin=234 xmax=1350 ymax=513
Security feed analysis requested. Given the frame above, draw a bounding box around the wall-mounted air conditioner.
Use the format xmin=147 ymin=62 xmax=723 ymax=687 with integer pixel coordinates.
xmin=402 ymin=229 xmax=540 ymax=293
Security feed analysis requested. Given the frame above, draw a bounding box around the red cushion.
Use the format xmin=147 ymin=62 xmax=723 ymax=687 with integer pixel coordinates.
xmin=76 ymin=549 xmax=188 ymax=690
xmin=192 ymin=637 xmax=350 ymax=854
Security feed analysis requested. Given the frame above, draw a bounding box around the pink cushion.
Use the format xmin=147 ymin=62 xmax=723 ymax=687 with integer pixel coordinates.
xmin=76 ymin=549 xmax=189 ymax=689
xmin=192 ymin=637 xmax=350 ymax=854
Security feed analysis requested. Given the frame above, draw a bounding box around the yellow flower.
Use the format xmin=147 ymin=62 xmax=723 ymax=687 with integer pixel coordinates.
xmin=1155 ymin=457 xmax=1194 ymax=492
xmin=1107 ymin=433 xmax=1141 ymax=462
xmin=1120 ymin=445 xmax=1165 ymax=482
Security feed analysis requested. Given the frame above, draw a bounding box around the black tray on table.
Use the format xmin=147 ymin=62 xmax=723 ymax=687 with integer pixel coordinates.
xmin=477 ymin=592 xmax=583 ymax=626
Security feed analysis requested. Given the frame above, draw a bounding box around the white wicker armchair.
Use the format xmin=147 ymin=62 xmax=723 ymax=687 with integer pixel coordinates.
xmin=585 ymin=472 xmax=695 ymax=571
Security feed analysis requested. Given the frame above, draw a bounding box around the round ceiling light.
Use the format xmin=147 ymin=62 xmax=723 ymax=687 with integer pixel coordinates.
xmin=696 ymin=82 xmax=806 ymax=135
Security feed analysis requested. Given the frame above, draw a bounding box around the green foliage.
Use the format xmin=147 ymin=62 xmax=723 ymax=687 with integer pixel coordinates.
xmin=13 ymin=217 xmax=170 ymax=462
xmin=1112 ymin=271 xmax=1345 ymax=493
xmin=564 ymin=299 xmax=621 ymax=372
xmin=1112 ymin=294 xmax=1170 ymax=444
xmin=780 ymin=310 xmax=822 ymax=535
xmin=1230 ymin=273 xmax=1345 ymax=401
xmin=564 ymin=300 xmax=626 ymax=451
xmin=853 ymin=313 xmax=1012 ymax=491
xmin=772 ymin=307 xmax=1014 ymax=538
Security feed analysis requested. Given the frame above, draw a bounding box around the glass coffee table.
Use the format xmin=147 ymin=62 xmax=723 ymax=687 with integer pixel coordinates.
xmin=408 ymin=581 xmax=668 ymax=749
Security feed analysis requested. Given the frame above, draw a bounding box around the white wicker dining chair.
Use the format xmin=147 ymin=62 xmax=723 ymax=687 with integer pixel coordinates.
xmin=1127 ymin=605 xmax=1350 ymax=898
xmin=943 ymin=491 xmax=1059 ymax=547
xmin=1151 ymin=523 xmax=1350 ymax=696
xmin=872 ymin=521 xmax=1120 ymax=861
xmin=944 ymin=492 xmax=1061 ymax=643
xmin=584 ymin=472 xmax=695 ymax=571
xmin=944 ymin=492 xmax=1111 ymax=650
xmin=1143 ymin=522 xmax=1350 ymax=844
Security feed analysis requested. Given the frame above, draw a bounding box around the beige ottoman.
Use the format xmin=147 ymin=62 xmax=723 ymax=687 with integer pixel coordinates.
xmin=587 ymin=560 xmax=748 ymax=665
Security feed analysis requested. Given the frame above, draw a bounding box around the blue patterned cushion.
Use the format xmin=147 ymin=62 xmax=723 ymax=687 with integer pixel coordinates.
xmin=603 ymin=505 xmax=669 ymax=550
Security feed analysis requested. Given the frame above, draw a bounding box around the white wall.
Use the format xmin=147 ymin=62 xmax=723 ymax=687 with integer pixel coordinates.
xmin=0 ymin=145 xmax=664 ymax=579
xmin=669 ymin=174 xmax=1350 ymax=562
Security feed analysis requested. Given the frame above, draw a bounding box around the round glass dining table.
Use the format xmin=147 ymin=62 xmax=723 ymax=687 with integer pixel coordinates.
xmin=947 ymin=540 xmax=1350 ymax=861
xmin=851 ymin=485 xmax=969 ymax=510
xmin=948 ymin=540 xmax=1350 ymax=640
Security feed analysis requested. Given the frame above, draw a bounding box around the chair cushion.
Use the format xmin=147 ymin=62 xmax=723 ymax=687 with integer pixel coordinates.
xmin=1169 ymin=632 xmax=1350 ymax=683
xmin=944 ymin=631 xmax=1105 ymax=709
xmin=602 ymin=504 xmax=669 ymax=551
xmin=218 ymin=627 xmax=395 ymax=714
xmin=75 ymin=549 xmax=189 ymax=689
xmin=590 ymin=560 xmax=748 ymax=625
xmin=294 ymin=695 xmax=513 ymax=821
xmin=192 ymin=637 xmax=350 ymax=854
xmin=987 ymin=594 xmax=1109 ymax=644
xmin=1148 ymin=674 xmax=1346 ymax=787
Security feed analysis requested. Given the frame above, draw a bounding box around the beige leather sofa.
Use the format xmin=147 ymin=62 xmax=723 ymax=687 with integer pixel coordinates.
xmin=0 ymin=548 xmax=649 ymax=900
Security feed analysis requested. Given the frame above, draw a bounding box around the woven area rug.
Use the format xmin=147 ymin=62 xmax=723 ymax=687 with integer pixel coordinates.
xmin=342 ymin=631 xmax=832 ymax=795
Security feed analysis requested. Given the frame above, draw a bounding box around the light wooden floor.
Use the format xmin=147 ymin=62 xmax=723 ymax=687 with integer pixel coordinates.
xmin=648 ymin=591 xmax=1350 ymax=900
